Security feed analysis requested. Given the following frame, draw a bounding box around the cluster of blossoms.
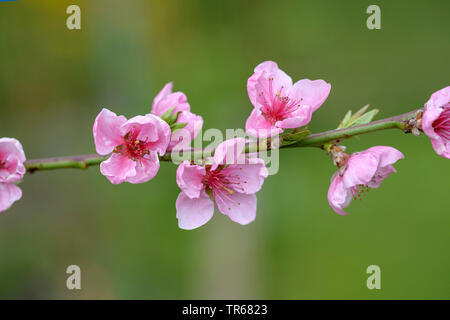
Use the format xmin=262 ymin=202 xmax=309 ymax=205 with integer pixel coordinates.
xmin=0 ymin=62 xmax=448 ymax=231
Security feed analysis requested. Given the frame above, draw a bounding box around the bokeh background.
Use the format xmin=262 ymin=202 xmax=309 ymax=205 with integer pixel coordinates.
xmin=0 ymin=0 xmax=449 ymax=299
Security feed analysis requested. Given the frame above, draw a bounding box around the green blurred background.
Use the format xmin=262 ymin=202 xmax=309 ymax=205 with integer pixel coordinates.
xmin=0 ymin=0 xmax=449 ymax=299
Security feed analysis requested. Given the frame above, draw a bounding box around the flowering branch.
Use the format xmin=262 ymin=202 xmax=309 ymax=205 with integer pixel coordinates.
xmin=3 ymin=60 xmax=447 ymax=229
xmin=24 ymin=108 xmax=421 ymax=173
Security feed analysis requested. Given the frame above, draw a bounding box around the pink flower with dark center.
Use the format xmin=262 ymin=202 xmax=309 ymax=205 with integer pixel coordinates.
xmin=151 ymin=82 xmax=203 ymax=150
xmin=422 ymin=86 xmax=450 ymax=159
xmin=93 ymin=108 xmax=171 ymax=184
xmin=327 ymin=146 xmax=404 ymax=215
xmin=246 ymin=61 xmax=331 ymax=138
xmin=175 ymin=138 xmax=268 ymax=230
xmin=0 ymin=138 xmax=26 ymax=212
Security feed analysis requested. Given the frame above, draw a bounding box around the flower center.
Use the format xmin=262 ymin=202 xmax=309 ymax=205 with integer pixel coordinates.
xmin=202 ymin=166 xmax=246 ymax=195
xmin=433 ymin=107 xmax=450 ymax=141
xmin=0 ymin=160 xmax=5 ymax=169
xmin=113 ymin=130 xmax=151 ymax=161
xmin=259 ymin=77 xmax=302 ymax=125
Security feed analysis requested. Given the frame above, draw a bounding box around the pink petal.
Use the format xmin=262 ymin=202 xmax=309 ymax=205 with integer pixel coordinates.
xmin=0 ymin=156 xmax=25 ymax=183
xmin=245 ymin=108 xmax=283 ymax=138
xmin=93 ymin=108 xmax=127 ymax=155
xmin=0 ymin=138 xmax=26 ymax=184
xmin=220 ymin=159 xmax=268 ymax=194
xmin=125 ymin=153 xmax=160 ymax=184
xmin=152 ymin=92 xmax=191 ymax=116
xmin=215 ymin=191 xmax=257 ymax=225
xmin=176 ymin=191 xmax=214 ymax=230
xmin=342 ymin=152 xmax=379 ymax=188
xmin=176 ymin=161 xmax=206 ymax=199
xmin=426 ymin=86 xmax=450 ymax=110
xmin=327 ymin=174 xmax=351 ymax=216
xmin=152 ymin=82 xmax=191 ymax=116
xmin=121 ymin=114 xmax=171 ymax=156
xmin=168 ymin=111 xmax=203 ymax=150
xmin=275 ymin=105 xmax=313 ymax=129
xmin=152 ymin=82 xmax=173 ymax=112
xmin=100 ymin=154 xmax=137 ymax=185
xmin=212 ymin=138 xmax=247 ymax=170
xmin=253 ymin=61 xmax=293 ymax=88
xmin=247 ymin=61 xmax=293 ymax=109
xmin=423 ymin=106 xmax=444 ymax=140
xmin=290 ymin=79 xmax=331 ymax=112
xmin=367 ymin=165 xmax=397 ymax=188
xmin=363 ymin=146 xmax=404 ymax=167
xmin=431 ymin=137 xmax=450 ymax=159
xmin=0 ymin=183 xmax=22 ymax=213
xmin=0 ymin=138 xmax=26 ymax=163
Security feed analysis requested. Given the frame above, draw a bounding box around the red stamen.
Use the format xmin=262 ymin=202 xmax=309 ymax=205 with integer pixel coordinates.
xmin=113 ymin=129 xmax=152 ymax=162
xmin=260 ymin=78 xmax=302 ymax=124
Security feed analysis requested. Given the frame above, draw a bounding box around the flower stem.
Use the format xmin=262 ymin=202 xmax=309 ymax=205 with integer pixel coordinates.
xmin=24 ymin=108 xmax=421 ymax=173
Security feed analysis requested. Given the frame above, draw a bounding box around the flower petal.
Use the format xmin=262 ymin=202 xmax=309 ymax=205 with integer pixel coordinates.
xmin=152 ymin=82 xmax=173 ymax=112
xmin=176 ymin=161 xmax=206 ymax=199
xmin=248 ymin=61 xmax=293 ymax=110
xmin=423 ymin=105 xmax=443 ymax=139
xmin=290 ymin=79 xmax=331 ymax=112
xmin=431 ymin=137 xmax=450 ymax=159
xmin=327 ymin=174 xmax=351 ymax=216
xmin=426 ymin=86 xmax=450 ymax=110
xmin=367 ymin=165 xmax=397 ymax=188
xmin=100 ymin=154 xmax=137 ymax=185
xmin=125 ymin=153 xmax=160 ymax=184
xmin=245 ymin=108 xmax=283 ymax=138
xmin=93 ymin=108 xmax=127 ymax=155
xmin=168 ymin=111 xmax=203 ymax=150
xmin=212 ymin=138 xmax=247 ymax=170
xmin=220 ymin=159 xmax=268 ymax=194
xmin=0 ymin=138 xmax=26 ymax=163
xmin=0 ymin=183 xmax=22 ymax=213
xmin=176 ymin=191 xmax=214 ymax=230
xmin=275 ymin=105 xmax=313 ymax=129
xmin=121 ymin=114 xmax=171 ymax=156
xmin=215 ymin=191 xmax=257 ymax=225
xmin=0 ymin=138 xmax=26 ymax=184
xmin=363 ymin=146 xmax=404 ymax=167
xmin=342 ymin=152 xmax=379 ymax=188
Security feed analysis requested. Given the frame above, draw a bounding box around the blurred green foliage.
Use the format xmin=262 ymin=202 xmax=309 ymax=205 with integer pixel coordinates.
xmin=0 ymin=0 xmax=449 ymax=299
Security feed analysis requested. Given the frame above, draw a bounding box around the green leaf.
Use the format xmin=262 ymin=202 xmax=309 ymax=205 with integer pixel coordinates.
xmin=338 ymin=105 xmax=379 ymax=129
xmin=160 ymin=107 xmax=176 ymax=124
xmin=352 ymin=104 xmax=370 ymax=120
xmin=349 ymin=109 xmax=379 ymax=126
xmin=170 ymin=122 xmax=187 ymax=132
xmin=338 ymin=110 xmax=353 ymax=129
xmin=169 ymin=111 xmax=180 ymax=124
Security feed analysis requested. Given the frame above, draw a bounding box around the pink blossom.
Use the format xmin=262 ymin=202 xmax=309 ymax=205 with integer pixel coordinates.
xmin=151 ymin=82 xmax=203 ymax=150
xmin=0 ymin=138 xmax=26 ymax=212
xmin=246 ymin=61 xmax=331 ymax=138
xmin=422 ymin=86 xmax=450 ymax=159
xmin=175 ymin=138 xmax=268 ymax=230
xmin=327 ymin=146 xmax=404 ymax=215
xmin=93 ymin=108 xmax=171 ymax=184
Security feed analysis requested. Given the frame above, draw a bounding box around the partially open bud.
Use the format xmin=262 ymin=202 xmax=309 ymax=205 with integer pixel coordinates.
xmin=327 ymin=146 xmax=404 ymax=215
